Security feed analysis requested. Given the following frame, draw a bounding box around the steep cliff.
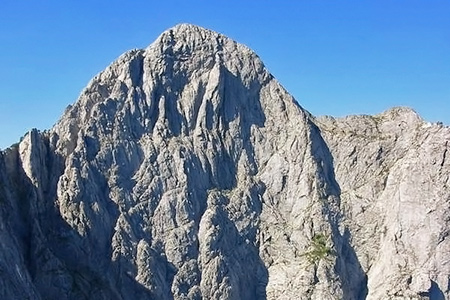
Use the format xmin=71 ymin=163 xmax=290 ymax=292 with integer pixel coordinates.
xmin=0 ymin=24 xmax=449 ymax=300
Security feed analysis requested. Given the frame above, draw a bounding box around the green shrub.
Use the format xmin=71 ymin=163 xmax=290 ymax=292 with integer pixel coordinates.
xmin=304 ymin=233 xmax=332 ymax=264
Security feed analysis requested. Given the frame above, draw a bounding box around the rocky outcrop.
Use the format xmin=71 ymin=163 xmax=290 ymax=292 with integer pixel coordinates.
xmin=0 ymin=24 xmax=449 ymax=300
xmin=317 ymin=109 xmax=450 ymax=299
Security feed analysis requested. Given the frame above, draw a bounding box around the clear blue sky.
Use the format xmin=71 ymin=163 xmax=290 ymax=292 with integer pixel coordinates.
xmin=1 ymin=1 xmax=449 ymax=149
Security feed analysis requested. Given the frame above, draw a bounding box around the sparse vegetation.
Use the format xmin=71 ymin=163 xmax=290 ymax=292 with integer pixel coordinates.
xmin=304 ymin=233 xmax=333 ymax=265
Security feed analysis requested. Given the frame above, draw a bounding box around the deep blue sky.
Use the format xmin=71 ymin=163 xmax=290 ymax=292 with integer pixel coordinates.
xmin=1 ymin=1 xmax=449 ymax=149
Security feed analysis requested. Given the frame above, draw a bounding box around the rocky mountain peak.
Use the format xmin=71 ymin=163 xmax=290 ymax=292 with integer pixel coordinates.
xmin=52 ymin=24 xmax=279 ymax=156
xmin=150 ymin=23 xmax=257 ymax=63
xmin=1 ymin=24 xmax=449 ymax=300
xmin=151 ymin=23 xmax=242 ymax=52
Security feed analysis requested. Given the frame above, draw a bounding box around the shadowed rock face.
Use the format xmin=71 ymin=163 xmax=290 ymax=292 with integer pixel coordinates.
xmin=0 ymin=24 xmax=449 ymax=300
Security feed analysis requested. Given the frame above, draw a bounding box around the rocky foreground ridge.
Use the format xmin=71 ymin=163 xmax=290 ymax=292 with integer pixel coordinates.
xmin=0 ymin=24 xmax=449 ymax=300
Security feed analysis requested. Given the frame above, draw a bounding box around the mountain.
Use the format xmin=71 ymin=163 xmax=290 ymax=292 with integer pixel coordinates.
xmin=0 ymin=23 xmax=449 ymax=300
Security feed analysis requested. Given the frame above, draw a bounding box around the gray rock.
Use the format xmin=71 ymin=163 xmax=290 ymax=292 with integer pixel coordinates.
xmin=317 ymin=108 xmax=450 ymax=299
xmin=0 ymin=23 xmax=449 ymax=300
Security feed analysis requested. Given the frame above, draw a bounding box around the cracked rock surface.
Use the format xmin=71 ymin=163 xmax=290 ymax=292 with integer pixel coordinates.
xmin=0 ymin=24 xmax=449 ymax=300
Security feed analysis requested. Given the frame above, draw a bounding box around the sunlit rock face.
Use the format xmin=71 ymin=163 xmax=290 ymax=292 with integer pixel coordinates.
xmin=0 ymin=24 xmax=449 ymax=300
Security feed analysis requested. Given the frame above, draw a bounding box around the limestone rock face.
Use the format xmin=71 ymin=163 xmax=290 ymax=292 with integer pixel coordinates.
xmin=317 ymin=109 xmax=450 ymax=300
xmin=0 ymin=24 xmax=449 ymax=300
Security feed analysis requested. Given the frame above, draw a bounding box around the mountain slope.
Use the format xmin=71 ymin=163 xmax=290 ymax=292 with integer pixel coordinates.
xmin=0 ymin=24 xmax=449 ymax=300
xmin=317 ymin=109 xmax=450 ymax=299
